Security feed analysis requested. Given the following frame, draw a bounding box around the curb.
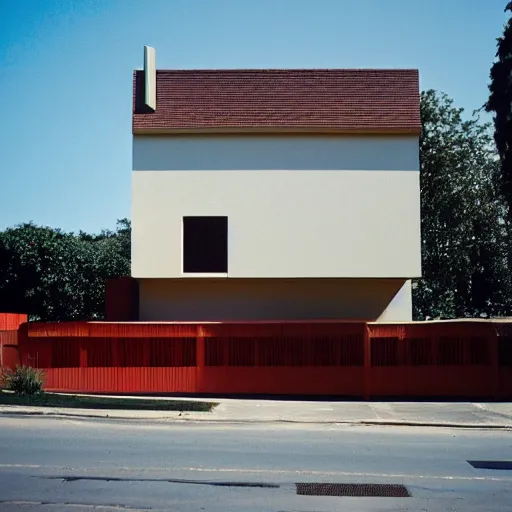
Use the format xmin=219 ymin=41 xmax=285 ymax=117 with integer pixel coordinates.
xmin=0 ymin=410 xmax=189 ymax=421
xmin=0 ymin=410 xmax=510 ymax=430
xmin=0 ymin=411 xmax=173 ymax=421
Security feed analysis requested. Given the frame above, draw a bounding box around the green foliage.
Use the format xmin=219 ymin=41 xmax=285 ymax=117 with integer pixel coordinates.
xmin=414 ymin=90 xmax=512 ymax=320
xmin=0 ymin=390 xmax=216 ymax=411
xmin=0 ymin=219 xmax=130 ymax=321
xmin=1 ymin=365 xmax=45 ymax=395
xmin=487 ymin=2 xmax=512 ymax=217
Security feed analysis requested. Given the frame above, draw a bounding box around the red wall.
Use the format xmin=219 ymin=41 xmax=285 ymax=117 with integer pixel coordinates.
xmin=0 ymin=314 xmax=27 ymax=370
xmin=0 ymin=313 xmax=27 ymax=331
xmin=105 ymin=278 xmax=139 ymax=321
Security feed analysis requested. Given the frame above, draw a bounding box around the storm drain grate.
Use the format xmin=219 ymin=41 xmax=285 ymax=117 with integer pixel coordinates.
xmin=468 ymin=460 xmax=512 ymax=470
xmin=296 ymin=483 xmax=410 ymax=497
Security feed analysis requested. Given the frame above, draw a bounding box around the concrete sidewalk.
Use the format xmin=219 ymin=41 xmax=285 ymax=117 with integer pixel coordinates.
xmin=1 ymin=396 xmax=512 ymax=428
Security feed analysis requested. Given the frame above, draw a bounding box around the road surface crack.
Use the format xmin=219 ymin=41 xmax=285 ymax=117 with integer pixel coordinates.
xmin=38 ymin=475 xmax=280 ymax=488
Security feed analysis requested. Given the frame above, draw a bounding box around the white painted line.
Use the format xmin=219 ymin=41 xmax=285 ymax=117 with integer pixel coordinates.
xmin=1 ymin=464 xmax=511 ymax=483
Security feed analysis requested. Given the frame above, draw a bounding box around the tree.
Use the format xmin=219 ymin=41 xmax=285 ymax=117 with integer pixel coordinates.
xmin=414 ymin=90 xmax=512 ymax=320
xmin=0 ymin=220 xmax=131 ymax=321
xmin=83 ymin=219 xmax=131 ymax=319
xmin=487 ymin=2 xmax=512 ymax=217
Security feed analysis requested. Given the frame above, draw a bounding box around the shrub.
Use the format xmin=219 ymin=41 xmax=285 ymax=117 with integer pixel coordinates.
xmin=1 ymin=365 xmax=44 ymax=395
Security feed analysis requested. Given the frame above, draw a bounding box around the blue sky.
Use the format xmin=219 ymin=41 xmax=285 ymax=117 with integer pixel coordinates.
xmin=0 ymin=0 xmax=508 ymax=233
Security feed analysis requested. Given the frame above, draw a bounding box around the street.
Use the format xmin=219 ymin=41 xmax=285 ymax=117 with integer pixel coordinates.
xmin=0 ymin=416 xmax=511 ymax=511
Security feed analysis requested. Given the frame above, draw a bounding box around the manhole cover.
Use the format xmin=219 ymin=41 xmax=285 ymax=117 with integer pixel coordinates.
xmin=468 ymin=460 xmax=512 ymax=470
xmin=295 ymin=483 xmax=410 ymax=497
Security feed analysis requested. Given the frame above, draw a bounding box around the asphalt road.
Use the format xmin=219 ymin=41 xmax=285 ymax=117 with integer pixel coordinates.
xmin=0 ymin=417 xmax=511 ymax=511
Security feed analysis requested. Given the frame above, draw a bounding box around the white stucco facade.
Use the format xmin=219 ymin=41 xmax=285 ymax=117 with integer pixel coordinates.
xmin=137 ymin=278 xmax=412 ymax=322
xmin=132 ymin=135 xmax=420 ymax=278
xmin=131 ymin=133 xmax=420 ymax=322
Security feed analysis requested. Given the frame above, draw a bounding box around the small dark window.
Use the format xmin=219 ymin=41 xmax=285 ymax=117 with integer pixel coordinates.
xmin=183 ymin=216 xmax=228 ymax=273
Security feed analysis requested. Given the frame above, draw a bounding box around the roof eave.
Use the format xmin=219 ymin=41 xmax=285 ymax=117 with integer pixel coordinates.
xmin=132 ymin=126 xmax=421 ymax=136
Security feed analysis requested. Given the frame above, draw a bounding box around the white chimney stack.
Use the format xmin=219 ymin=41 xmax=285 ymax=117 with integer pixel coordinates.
xmin=144 ymin=46 xmax=156 ymax=111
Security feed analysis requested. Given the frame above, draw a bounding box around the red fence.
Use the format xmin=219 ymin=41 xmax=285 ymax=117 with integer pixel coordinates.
xmin=0 ymin=313 xmax=27 ymax=331
xmin=0 ymin=313 xmax=27 ymax=370
xmin=366 ymin=322 xmax=504 ymax=398
xmin=6 ymin=319 xmax=510 ymax=399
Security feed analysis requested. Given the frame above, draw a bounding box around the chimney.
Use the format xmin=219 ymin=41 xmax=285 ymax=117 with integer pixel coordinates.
xmin=144 ymin=46 xmax=156 ymax=111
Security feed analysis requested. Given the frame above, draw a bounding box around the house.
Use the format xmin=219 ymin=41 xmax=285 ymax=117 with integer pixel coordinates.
xmin=130 ymin=46 xmax=421 ymax=322
xmin=8 ymin=49 xmax=509 ymax=400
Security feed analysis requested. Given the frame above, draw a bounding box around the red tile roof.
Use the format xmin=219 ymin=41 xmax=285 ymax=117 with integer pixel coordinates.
xmin=132 ymin=69 xmax=420 ymax=134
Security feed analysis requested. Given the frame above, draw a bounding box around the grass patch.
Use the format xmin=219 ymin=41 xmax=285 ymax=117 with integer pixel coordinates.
xmin=0 ymin=390 xmax=216 ymax=412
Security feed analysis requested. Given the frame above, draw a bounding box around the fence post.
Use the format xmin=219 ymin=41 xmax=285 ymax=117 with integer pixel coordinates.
xmin=491 ymin=328 xmax=500 ymax=400
xmin=196 ymin=326 xmax=205 ymax=394
xmin=79 ymin=339 xmax=87 ymax=392
xmin=363 ymin=324 xmax=371 ymax=400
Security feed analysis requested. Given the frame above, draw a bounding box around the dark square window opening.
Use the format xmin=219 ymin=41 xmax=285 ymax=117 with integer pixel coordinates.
xmin=183 ymin=216 xmax=228 ymax=273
